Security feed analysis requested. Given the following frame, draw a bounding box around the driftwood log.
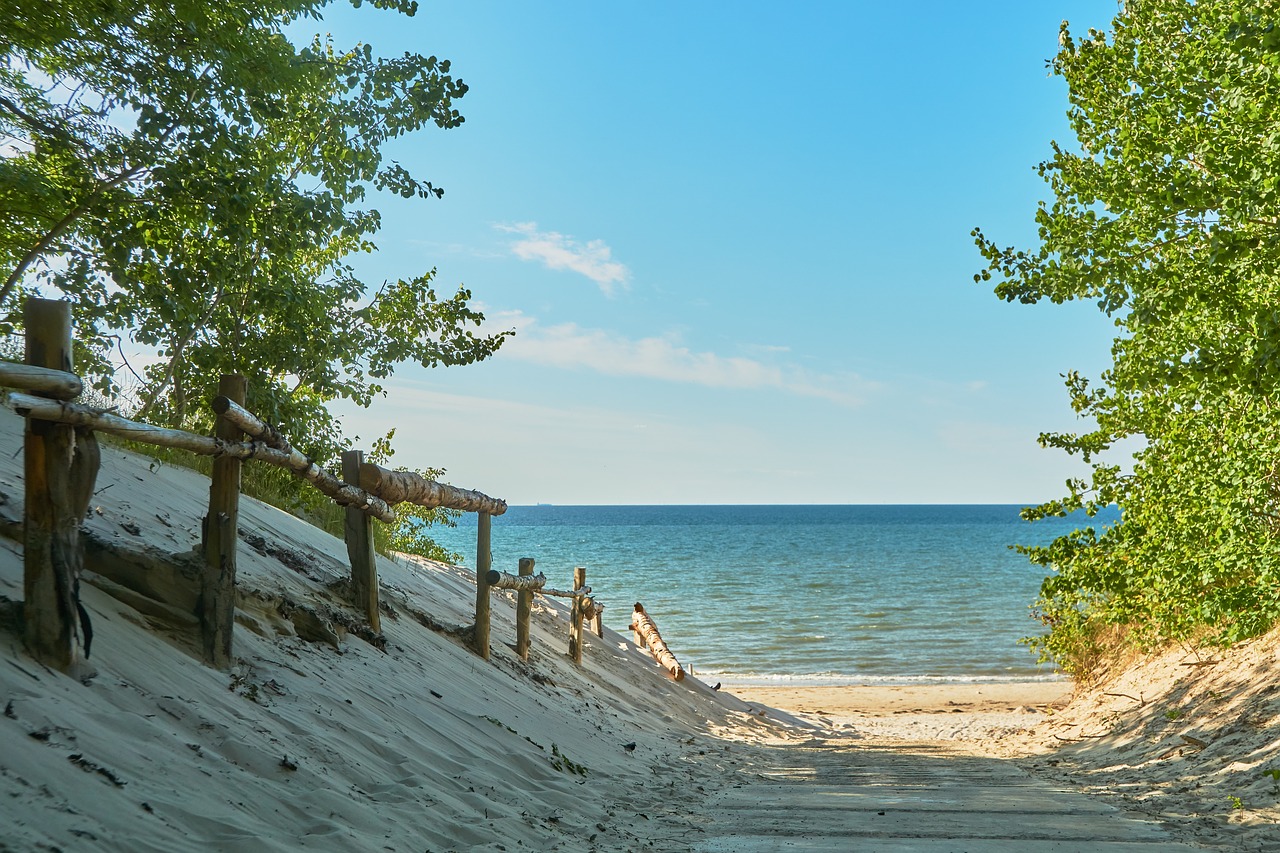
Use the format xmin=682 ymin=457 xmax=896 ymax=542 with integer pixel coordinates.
xmin=0 ymin=361 xmax=82 ymax=399
xmin=358 ymin=462 xmax=506 ymax=515
xmin=630 ymin=602 xmax=684 ymax=681
xmin=6 ymin=393 xmax=396 ymax=522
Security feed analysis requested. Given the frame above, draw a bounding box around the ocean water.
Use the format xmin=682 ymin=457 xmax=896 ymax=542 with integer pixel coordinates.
xmin=423 ymin=505 xmax=1118 ymax=685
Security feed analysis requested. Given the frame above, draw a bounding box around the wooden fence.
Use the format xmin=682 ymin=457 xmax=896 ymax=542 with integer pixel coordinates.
xmin=4 ymin=298 xmax=691 ymax=684
xmin=4 ymin=298 xmax=511 ymax=672
xmin=480 ymin=560 xmax=603 ymax=664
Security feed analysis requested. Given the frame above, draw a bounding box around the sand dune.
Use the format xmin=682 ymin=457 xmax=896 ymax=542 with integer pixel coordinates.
xmin=3 ymin=404 xmax=1277 ymax=850
xmin=0 ymin=408 xmax=803 ymax=852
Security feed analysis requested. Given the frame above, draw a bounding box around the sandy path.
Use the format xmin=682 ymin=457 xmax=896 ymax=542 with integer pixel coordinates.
xmin=688 ymin=737 xmax=1206 ymax=851
xmin=691 ymin=682 xmax=1214 ymax=851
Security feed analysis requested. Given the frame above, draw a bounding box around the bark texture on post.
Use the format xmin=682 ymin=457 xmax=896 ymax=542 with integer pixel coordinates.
xmin=201 ymin=373 xmax=245 ymax=669
xmin=629 ymin=602 xmax=685 ymax=681
xmin=342 ymin=450 xmax=379 ymax=631
xmin=515 ymin=557 xmax=535 ymax=661
xmin=568 ymin=566 xmax=586 ymax=665
xmin=473 ymin=511 xmax=492 ymax=659
xmin=22 ymin=298 xmax=98 ymax=675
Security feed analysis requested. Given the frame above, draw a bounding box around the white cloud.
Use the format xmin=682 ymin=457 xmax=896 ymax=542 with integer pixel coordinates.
xmin=489 ymin=311 xmax=871 ymax=406
xmin=496 ymin=222 xmax=629 ymax=294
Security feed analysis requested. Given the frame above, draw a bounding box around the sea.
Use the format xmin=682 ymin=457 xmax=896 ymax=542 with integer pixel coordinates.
xmin=423 ymin=504 xmax=1119 ymax=686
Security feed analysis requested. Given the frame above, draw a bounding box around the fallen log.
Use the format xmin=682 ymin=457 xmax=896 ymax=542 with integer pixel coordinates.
xmin=7 ymin=393 xmax=395 ymax=522
xmin=0 ymin=361 xmax=82 ymax=399
xmin=358 ymin=462 xmax=507 ymax=516
xmin=629 ymin=602 xmax=684 ymax=681
xmin=485 ymin=569 xmax=547 ymax=592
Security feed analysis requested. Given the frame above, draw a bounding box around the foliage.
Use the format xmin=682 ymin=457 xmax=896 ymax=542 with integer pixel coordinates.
xmin=974 ymin=1 xmax=1280 ymax=676
xmin=0 ymin=0 xmax=510 ymax=484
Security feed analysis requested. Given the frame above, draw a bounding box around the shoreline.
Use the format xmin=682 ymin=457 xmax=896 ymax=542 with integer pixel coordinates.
xmin=726 ymin=679 xmax=1073 ymax=718
xmin=722 ymin=680 xmax=1074 ymax=745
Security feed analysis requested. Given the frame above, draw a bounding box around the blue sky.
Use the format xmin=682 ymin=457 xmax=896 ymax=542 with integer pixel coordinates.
xmin=314 ymin=1 xmax=1124 ymax=505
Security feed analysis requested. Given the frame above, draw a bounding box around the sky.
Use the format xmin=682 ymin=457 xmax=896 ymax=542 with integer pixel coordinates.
xmin=307 ymin=0 xmax=1126 ymax=506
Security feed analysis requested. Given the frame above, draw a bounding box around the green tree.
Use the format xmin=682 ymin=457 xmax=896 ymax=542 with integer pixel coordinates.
xmin=0 ymin=0 xmax=509 ymax=474
xmin=974 ymin=0 xmax=1280 ymax=677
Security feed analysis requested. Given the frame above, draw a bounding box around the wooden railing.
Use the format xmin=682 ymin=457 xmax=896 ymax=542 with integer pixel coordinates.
xmin=480 ymin=559 xmax=603 ymax=664
xmin=6 ymin=297 xmax=688 ymax=685
xmin=5 ymin=297 xmax=509 ymax=672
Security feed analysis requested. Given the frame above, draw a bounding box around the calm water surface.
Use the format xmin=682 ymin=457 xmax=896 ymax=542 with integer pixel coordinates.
xmin=424 ymin=505 xmax=1117 ymax=684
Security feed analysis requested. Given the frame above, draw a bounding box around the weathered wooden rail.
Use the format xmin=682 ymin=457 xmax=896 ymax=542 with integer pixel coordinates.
xmin=10 ymin=392 xmax=397 ymax=521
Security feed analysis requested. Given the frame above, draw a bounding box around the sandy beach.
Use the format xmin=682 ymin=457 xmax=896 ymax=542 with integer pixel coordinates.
xmin=725 ymin=680 xmax=1073 ymax=744
xmin=731 ymin=654 xmax=1280 ymax=851
xmin=729 ymin=680 xmax=1072 ymax=717
xmin=2 ymin=402 xmax=1279 ymax=850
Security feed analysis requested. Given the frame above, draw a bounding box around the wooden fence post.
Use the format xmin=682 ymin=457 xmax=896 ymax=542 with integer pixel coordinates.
xmin=515 ymin=556 xmax=534 ymax=660
xmin=342 ymin=449 xmax=379 ymax=631
xmin=201 ymin=373 xmax=245 ymax=668
xmin=568 ymin=566 xmax=586 ymax=665
xmin=23 ymin=298 xmax=98 ymax=675
xmin=473 ymin=511 xmax=492 ymax=659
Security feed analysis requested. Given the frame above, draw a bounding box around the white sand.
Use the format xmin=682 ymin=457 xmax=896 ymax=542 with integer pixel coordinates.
xmin=3 ymin=404 xmax=1279 ymax=850
xmin=0 ymin=408 xmax=806 ymax=852
xmin=734 ymin=642 xmax=1280 ymax=850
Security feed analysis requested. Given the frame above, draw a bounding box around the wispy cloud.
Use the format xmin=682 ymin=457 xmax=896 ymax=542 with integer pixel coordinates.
xmin=490 ymin=312 xmax=872 ymax=406
xmin=496 ymin=222 xmax=629 ymax=294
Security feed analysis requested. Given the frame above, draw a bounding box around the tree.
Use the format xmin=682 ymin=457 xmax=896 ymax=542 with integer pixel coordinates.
xmin=973 ymin=0 xmax=1280 ymax=677
xmin=0 ymin=0 xmax=510 ymax=473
